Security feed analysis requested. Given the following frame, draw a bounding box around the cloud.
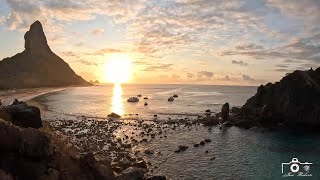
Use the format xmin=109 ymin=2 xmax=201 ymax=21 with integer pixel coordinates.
xmin=197 ymin=71 xmax=214 ymax=79
xmin=186 ymin=73 xmax=195 ymax=79
xmin=86 ymin=48 xmax=125 ymax=56
xmin=232 ymin=60 xmax=248 ymax=66
xmin=143 ymin=64 xmax=173 ymax=71
xmin=242 ymin=74 xmax=265 ymax=83
xmin=223 ymin=75 xmax=231 ymax=81
xmin=219 ymin=33 xmax=320 ymax=64
xmin=76 ymin=59 xmax=98 ymax=66
xmin=91 ymin=28 xmax=104 ymax=35
xmin=171 ymin=74 xmax=180 ymax=79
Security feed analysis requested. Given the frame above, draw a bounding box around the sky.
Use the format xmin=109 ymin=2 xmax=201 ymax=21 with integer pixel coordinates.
xmin=0 ymin=0 xmax=319 ymax=85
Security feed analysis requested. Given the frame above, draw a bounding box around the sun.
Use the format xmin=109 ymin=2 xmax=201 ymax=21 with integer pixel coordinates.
xmin=104 ymin=54 xmax=132 ymax=84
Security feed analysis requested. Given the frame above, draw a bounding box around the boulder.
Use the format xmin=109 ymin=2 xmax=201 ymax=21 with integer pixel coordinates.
xmin=80 ymin=153 xmax=115 ymax=180
xmin=127 ymin=97 xmax=139 ymax=103
xmin=116 ymin=167 xmax=144 ymax=180
xmin=221 ymin=103 xmax=230 ymax=121
xmin=107 ymin=112 xmax=121 ymax=118
xmin=2 ymin=102 xmax=42 ymax=128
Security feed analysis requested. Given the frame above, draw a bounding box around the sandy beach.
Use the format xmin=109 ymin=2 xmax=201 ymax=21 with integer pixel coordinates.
xmin=0 ymin=87 xmax=65 ymax=106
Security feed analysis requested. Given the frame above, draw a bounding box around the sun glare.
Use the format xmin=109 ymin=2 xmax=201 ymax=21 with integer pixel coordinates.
xmin=104 ymin=54 xmax=132 ymax=84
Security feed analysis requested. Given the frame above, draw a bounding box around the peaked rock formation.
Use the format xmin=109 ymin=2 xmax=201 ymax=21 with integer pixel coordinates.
xmin=235 ymin=67 xmax=320 ymax=129
xmin=0 ymin=21 xmax=91 ymax=89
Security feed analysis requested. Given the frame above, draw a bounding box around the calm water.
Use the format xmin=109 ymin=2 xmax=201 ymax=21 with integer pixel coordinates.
xmin=39 ymin=84 xmax=257 ymax=120
xmin=36 ymin=84 xmax=320 ymax=179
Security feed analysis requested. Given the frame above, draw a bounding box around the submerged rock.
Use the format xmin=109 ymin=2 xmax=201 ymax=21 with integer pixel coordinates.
xmin=168 ymin=97 xmax=174 ymax=101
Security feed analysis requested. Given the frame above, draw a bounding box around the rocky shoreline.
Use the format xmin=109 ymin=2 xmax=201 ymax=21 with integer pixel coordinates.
xmin=0 ymin=67 xmax=319 ymax=179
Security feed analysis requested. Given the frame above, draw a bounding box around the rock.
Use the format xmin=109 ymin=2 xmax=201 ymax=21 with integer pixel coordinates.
xmin=199 ymin=141 xmax=205 ymax=146
xmin=221 ymin=103 xmax=230 ymax=121
xmin=210 ymin=157 xmax=216 ymax=160
xmin=20 ymin=128 xmax=55 ymax=157
xmin=0 ymin=170 xmax=14 ymax=180
xmin=144 ymin=102 xmax=148 ymax=106
xmin=80 ymin=153 xmax=116 ymax=180
xmin=144 ymin=97 xmax=148 ymax=99
xmin=116 ymin=167 xmax=144 ymax=180
xmin=204 ymin=138 xmax=212 ymax=143
xmin=1 ymin=102 xmax=42 ymax=128
xmin=108 ymin=112 xmax=121 ymax=118
xmin=205 ymin=109 xmax=211 ymax=113
xmin=194 ymin=144 xmax=199 ymax=147
xmin=137 ymin=94 xmax=142 ymax=97
xmin=133 ymin=160 xmax=147 ymax=169
xmin=127 ymin=97 xmax=139 ymax=103
xmin=205 ymin=150 xmax=208 ymax=153
xmin=173 ymin=94 xmax=178 ymax=98
xmin=175 ymin=145 xmax=188 ymax=153
xmin=147 ymin=175 xmax=167 ymax=180
xmin=154 ymin=115 xmax=157 ymax=118
xmin=144 ymin=149 xmax=154 ymax=155
xmin=235 ymin=67 xmax=320 ymax=130
xmin=168 ymin=97 xmax=174 ymax=101
xmin=0 ymin=21 xmax=91 ymax=89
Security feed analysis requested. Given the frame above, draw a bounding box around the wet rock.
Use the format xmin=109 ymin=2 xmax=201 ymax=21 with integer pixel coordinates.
xmin=133 ymin=160 xmax=147 ymax=169
xmin=144 ymin=149 xmax=154 ymax=155
xmin=147 ymin=175 xmax=167 ymax=180
xmin=221 ymin=103 xmax=230 ymax=121
xmin=168 ymin=97 xmax=174 ymax=102
xmin=108 ymin=112 xmax=121 ymax=118
xmin=175 ymin=145 xmax=188 ymax=153
xmin=127 ymin=97 xmax=139 ymax=103
xmin=116 ymin=167 xmax=144 ymax=180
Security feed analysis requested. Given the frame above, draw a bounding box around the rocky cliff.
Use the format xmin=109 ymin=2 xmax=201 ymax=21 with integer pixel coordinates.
xmin=234 ymin=67 xmax=320 ymax=129
xmin=0 ymin=21 xmax=91 ymax=89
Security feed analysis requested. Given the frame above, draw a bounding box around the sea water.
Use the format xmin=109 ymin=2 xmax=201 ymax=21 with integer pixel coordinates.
xmin=36 ymin=84 xmax=320 ymax=179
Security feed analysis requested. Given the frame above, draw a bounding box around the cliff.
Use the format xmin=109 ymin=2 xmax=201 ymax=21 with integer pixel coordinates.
xmin=0 ymin=21 xmax=91 ymax=89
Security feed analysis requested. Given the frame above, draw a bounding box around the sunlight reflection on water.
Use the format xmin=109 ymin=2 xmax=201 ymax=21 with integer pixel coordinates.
xmin=111 ymin=84 xmax=124 ymax=115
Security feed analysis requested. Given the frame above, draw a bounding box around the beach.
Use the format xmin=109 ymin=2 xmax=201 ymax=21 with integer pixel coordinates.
xmin=0 ymin=87 xmax=65 ymax=106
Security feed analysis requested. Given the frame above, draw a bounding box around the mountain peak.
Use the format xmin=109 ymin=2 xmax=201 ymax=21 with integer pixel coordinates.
xmin=24 ymin=20 xmax=51 ymax=54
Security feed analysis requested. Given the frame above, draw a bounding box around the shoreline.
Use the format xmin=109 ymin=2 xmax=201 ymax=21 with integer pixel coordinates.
xmin=0 ymin=87 xmax=66 ymax=106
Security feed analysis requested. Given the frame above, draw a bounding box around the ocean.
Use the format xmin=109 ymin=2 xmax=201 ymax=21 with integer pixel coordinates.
xmin=34 ymin=84 xmax=320 ymax=179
